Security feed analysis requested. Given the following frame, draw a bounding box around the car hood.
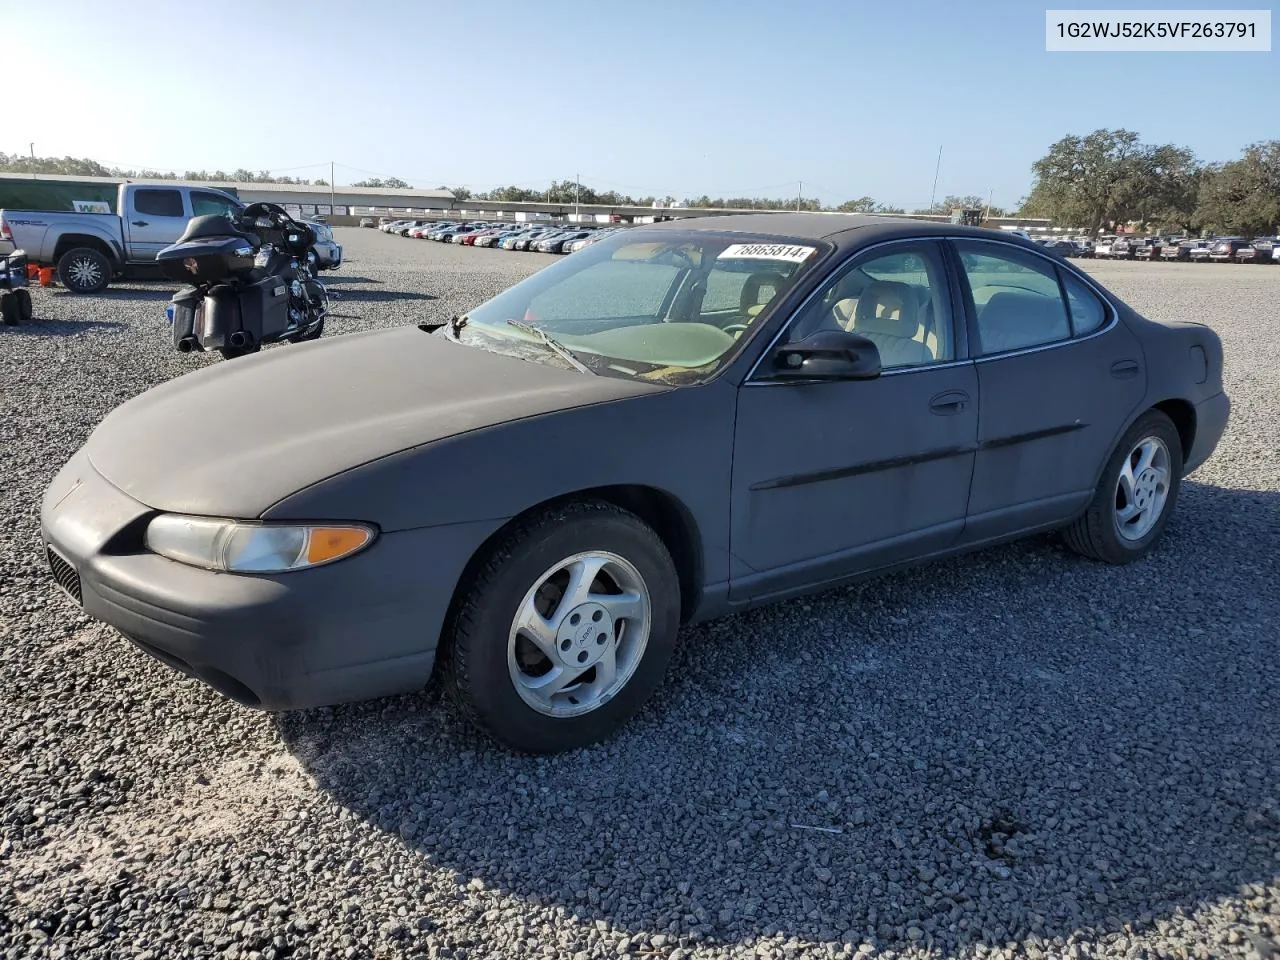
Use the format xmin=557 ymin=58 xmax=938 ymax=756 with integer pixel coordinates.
xmin=84 ymin=326 xmax=663 ymax=518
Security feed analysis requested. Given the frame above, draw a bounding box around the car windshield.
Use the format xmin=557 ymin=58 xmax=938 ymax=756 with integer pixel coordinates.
xmin=451 ymin=229 xmax=829 ymax=383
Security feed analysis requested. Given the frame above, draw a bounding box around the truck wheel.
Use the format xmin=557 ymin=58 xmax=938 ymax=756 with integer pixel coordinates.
xmin=14 ymin=289 xmax=33 ymax=322
xmin=0 ymin=292 xmax=16 ymax=325
xmin=57 ymin=248 xmax=112 ymax=294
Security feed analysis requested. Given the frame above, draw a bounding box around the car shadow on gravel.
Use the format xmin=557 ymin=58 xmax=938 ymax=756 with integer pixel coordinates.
xmin=325 ymin=289 xmax=436 ymax=303
xmin=277 ymin=479 xmax=1280 ymax=956
xmin=48 ymin=286 xmax=177 ymax=303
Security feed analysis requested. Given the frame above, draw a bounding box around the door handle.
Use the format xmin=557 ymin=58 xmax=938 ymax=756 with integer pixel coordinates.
xmin=1110 ymin=359 xmax=1140 ymax=379
xmin=929 ymin=390 xmax=970 ymax=415
xmin=130 ymin=220 xmax=149 ymax=227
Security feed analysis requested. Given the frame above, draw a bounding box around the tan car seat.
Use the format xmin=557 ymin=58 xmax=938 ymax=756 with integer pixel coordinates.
xmin=843 ymin=280 xmax=934 ymax=367
xmin=733 ymin=271 xmax=787 ymax=337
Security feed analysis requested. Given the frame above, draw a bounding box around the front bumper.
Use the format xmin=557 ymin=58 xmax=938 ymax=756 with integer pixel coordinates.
xmin=40 ymin=451 xmax=503 ymax=711
xmin=1185 ymin=391 xmax=1230 ymax=475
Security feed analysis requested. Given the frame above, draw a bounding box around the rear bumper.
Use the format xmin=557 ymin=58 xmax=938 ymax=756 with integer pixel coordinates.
xmin=40 ymin=450 xmax=502 ymax=711
xmin=1185 ymin=391 xmax=1230 ymax=475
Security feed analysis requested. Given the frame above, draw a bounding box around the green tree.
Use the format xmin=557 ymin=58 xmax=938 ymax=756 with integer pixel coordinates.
xmin=353 ymin=177 xmax=413 ymax=189
xmin=1194 ymin=141 xmax=1280 ymax=236
xmin=1137 ymin=144 xmax=1201 ymax=231
xmin=837 ymin=196 xmax=879 ymax=213
xmin=1023 ymin=128 xmax=1155 ymax=236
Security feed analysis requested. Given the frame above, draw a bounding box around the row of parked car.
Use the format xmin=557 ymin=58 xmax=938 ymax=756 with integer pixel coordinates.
xmin=364 ymin=217 xmax=624 ymax=255
xmin=1037 ymin=234 xmax=1280 ymax=264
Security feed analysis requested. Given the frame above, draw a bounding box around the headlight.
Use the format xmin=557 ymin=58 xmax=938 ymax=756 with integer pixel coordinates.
xmin=144 ymin=515 xmax=375 ymax=573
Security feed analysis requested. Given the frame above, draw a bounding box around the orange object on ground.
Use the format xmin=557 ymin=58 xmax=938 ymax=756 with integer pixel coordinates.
xmin=26 ymin=264 xmax=40 ymax=281
xmin=38 ymin=267 xmax=55 ymax=286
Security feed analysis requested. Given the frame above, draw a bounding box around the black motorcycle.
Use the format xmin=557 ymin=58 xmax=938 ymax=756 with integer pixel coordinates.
xmin=157 ymin=202 xmax=328 ymax=360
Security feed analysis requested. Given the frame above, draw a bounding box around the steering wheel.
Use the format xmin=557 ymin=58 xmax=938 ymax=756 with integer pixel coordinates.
xmin=723 ymin=323 xmax=751 ymax=337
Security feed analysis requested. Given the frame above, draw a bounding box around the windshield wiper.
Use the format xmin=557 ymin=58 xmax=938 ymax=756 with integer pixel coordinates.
xmin=505 ymin=318 xmax=592 ymax=374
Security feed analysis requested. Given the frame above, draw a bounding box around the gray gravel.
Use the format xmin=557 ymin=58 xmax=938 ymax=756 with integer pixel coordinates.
xmin=2 ymin=233 xmax=1278 ymax=960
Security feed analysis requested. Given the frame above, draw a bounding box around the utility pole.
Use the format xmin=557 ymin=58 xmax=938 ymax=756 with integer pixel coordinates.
xmin=983 ymin=187 xmax=993 ymax=223
xmin=796 ymin=181 xmax=802 ymax=212
xmin=928 ymin=145 xmax=942 ymax=214
xmin=330 ymin=161 xmax=336 ymax=218
xmin=29 ymin=142 xmax=35 ymax=178
xmin=575 ymin=173 xmax=580 ymax=219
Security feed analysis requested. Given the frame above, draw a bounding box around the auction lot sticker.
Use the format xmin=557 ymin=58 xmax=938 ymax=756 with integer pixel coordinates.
xmin=719 ymin=243 xmax=816 ymax=263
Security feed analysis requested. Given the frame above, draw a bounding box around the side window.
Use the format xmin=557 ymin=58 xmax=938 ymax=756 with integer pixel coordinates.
xmin=191 ymin=191 xmax=241 ymax=218
xmin=954 ymin=241 xmax=1070 ymax=356
xmin=787 ymin=243 xmax=953 ymax=369
xmin=1061 ymin=271 xmax=1108 ymax=336
xmin=132 ymin=189 xmax=185 ymax=218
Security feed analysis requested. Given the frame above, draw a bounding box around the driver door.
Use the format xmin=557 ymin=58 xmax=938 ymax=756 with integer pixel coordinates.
xmin=729 ymin=240 xmax=979 ymax=601
xmin=124 ymin=187 xmax=191 ymax=261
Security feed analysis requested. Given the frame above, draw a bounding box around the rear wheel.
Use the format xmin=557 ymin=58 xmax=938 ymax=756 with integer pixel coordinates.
xmin=1062 ymin=410 xmax=1183 ymax=564
xmin=217 ymin=343 xmax=261 ymax=360
xmin=0 ymin=292 xmax=16 ymax=325
xmin=56 ymin=247 xmax=112 ymax=294
xmin=445 ymin=501 xmax=681 ymax=753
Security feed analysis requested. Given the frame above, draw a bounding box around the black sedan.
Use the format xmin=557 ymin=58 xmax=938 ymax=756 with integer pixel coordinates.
xmin=41 ymin=214 xmax=1230 ymax=753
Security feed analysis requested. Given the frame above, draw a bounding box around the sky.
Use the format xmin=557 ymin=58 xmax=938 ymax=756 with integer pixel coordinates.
xmin=4 ymin=0 xmax=1275 ymax=210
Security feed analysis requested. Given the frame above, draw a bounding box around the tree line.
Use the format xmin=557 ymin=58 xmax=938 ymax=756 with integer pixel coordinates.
xmin=0 ymin=153 xmax=1008 ymax=216
xmin=1021 ymin=129 xmax=1280 ymax=237
xmin=9 ymin=140 xmax=1274 ymax=233
xmin=0 ymin=153 xmax=331 ymax=186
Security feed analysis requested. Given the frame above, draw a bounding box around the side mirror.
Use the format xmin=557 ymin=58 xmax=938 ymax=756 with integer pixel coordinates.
xmin=763 ymin=330 xmax=882 ymax=381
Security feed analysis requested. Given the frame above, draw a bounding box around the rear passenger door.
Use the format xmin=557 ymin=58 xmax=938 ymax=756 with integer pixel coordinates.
xmin=124 ymin=187 xmax=190 ymax=261
xmin=950 ymin=239 xmax=1148 ymax=543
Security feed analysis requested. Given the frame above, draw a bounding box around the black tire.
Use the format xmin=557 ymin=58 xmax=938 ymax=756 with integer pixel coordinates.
xmin=445 ymin=500 xmax=681 ymax=753
xmin=56 ymin=247 xmax=112 ymax=294
xmin=0 ymin=292 xmax=16 ymax=326
xmin=217 ymin=343 xmax=261 ymax=360
xmin=1062 ymin=410 xmax=1183 ymax=564
xmin=293 ymin=280 xmax=327 ymax=342
xmin=14 ymin=288 xmax=33 ymax=322
xmin=293 ymin=315 xmax=325 ymax=342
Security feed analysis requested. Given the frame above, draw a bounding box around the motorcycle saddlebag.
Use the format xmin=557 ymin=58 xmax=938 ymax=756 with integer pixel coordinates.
xmin=193 ymin=285 xmax=241 ymax=351
xmin=239 ymin=274 xmax=290 ymax=342
xmin=169 ymin=286 xmax=201 ymax=351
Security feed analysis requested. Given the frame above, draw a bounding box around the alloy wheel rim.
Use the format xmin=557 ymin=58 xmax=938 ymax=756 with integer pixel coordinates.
xmin=507 ymin=550 xmax=651 ymax=719
xmin=68 ymin=257 xmax=102 ymax=288
xmin=1114 ymin=436 xmax=1171 ymax=542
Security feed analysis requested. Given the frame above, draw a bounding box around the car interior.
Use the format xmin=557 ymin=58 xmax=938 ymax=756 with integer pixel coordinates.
xmin=788 ymin=256 xmax=950 ymax=368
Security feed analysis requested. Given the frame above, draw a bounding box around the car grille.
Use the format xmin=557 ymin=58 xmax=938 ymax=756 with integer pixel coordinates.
xmin=46 ymin=545 xmax=82 ymax=604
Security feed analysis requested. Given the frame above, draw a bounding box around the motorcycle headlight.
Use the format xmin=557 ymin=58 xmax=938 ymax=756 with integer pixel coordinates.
xmin=144 ymin=515 xmax=375 ymax=573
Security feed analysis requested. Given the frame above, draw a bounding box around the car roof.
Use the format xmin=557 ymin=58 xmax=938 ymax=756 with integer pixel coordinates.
xmin=638 ymin=212 xmax=1049 ymax=250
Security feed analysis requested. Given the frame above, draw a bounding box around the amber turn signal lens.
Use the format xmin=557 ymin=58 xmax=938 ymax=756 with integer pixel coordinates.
xmin=305 ymin=526 xmax=373 ymax=566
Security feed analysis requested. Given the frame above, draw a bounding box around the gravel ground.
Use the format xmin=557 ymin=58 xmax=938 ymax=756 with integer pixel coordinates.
xmin=2 ymin=232 xmax=1277 ymax=960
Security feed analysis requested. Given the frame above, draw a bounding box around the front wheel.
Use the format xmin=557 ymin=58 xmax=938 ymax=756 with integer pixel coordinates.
xmin=445 ymin=501 xmax=681 ymax=753
xmin=1062 ymin=410 xmax=1183 ymax=564
xmin=293 ymin=315 xmax=325 ymax=342
xmin=56 ymin=247 xmax=112 ymax=294
xmin=0 ymin=292 xmax=16 ymax=325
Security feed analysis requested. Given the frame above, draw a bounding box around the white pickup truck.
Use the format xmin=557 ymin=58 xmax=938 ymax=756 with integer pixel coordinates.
xmin=0 ymin=181 xmax=242 ymax=293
